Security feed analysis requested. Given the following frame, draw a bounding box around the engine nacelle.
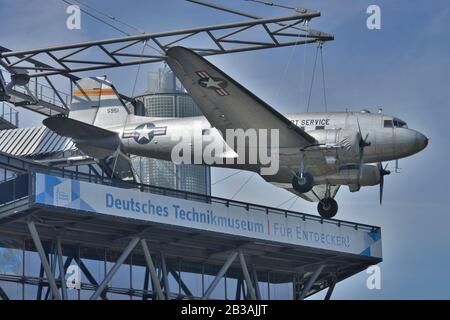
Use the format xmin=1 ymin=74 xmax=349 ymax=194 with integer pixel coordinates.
xmin=314 ymin=164 xmax=381 ymax=188
xmin=307 ymin=129 xmax=361 ymax=163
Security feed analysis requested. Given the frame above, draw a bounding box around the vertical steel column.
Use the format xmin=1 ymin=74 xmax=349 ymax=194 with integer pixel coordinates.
xmin=202 ymin=251 xmax=238 ymax=300
xmin=90 ymin=237 xmax=140 ymax=300
xmin=56 ymin=237 xmax=68 ymax=300
xmin=47 ymin=242 xmax=57 ymax=300
xmin=27 ymin=220 xmax=61 ymax=300
xmin=160 ymin=252 xmax=170 ymax=300
xmin=169 ymin=267 xmax=193 ymax=298
xmin=140 ymin=240 xmax=164 ymax=300
xmin=143 ymin=267 xmax=150 ymax=300
xmin=299 ymin=264 xmax=325 ymax=300
xmin=235 ymin=278 xmax=243 ymax=300
xmin=252 ymin=267 xmax=262 ymax=300
xmin=238 ymin=251 xmax=257 ymax=300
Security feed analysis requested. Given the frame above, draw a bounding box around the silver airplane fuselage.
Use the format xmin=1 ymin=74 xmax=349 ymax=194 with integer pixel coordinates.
xmin=108 ymin=110 xmax=428 ymax=189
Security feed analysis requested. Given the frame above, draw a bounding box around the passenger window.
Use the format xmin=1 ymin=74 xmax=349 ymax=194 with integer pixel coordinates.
xmin=384 ymin=120 xmax=393 ymax=128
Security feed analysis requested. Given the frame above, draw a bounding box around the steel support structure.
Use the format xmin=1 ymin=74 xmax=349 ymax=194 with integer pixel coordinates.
xmin=90 ymin=237 xmax=140 ymax=300
xmin=0 ymin=286 xmax=9 ymax=300
xmin=0 ymin=12 xmax=332 ymax=79
xmin=202 ymin=250 xmax=239 ymax=300
xmin=238 ymin=251 xmax=257 ymax=300
xmin=298 ymin=264 xmax=325 ymax=300
xmin=324 ymin=274 xmax=337 ymax=300
xmin=26 ymin=219 xmax=62 ymax=300
xmin=160 ymin=252 xmax=171 ymax=300
xmin=141 ymin=240 xmax=164 ymax=300
xmin=0 ymin=6 xmax=332 ymax=117
xmin=56 ymin=237 xmax=68 ymax=300
xmin=0 ymin=226 xmax=364 ymax=300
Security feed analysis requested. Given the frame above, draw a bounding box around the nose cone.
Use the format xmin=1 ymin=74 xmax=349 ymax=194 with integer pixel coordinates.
xmin=415 ymin=132 xmax=429 ymax=152
xmin=393 ymin=129 xmax=428 ymax=159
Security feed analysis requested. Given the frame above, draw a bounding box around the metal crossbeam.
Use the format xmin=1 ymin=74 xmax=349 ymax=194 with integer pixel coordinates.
xmin=202 ymin=250 xmax=239 ymax=300
xmin=238 ymin=251 xmax=257 ymax=300
xmin=0 ymin=12 xmax=332 ymax=78
xmin=141 ymin=240 xmax=164 ymax=300
xmin=90 ymin=237 xmax=140 ymax=300
xmin=27 ymin=220 xmax=62 ymax=300
xmin=299 ymin=264 xmax=325 ymax=300
xmin=160 ymin=252 xmax=171 ymax=300
xmin=324 ymin=274 xmax=337 ymax=300
xmin=0 ymin=286 xmax=9 ymax=300
xmin=56 ymin=237 xmax=68 ymax=300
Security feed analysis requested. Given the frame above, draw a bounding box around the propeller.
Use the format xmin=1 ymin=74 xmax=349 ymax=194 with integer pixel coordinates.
xmin=378 ymin=162 xmax=391 ymax=205
xmin=356 ymin=116 xmax=371 ymax=186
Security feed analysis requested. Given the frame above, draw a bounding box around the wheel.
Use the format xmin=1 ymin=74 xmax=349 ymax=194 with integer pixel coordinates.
xmin=292 ymin=172 xmax=314 ymax=193
xmin=317 ymin=198 xmax=338 ymax=219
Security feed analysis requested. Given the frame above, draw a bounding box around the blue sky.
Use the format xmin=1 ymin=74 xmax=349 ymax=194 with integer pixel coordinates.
xmin=1 ymin=0 xmax=450 ymax=299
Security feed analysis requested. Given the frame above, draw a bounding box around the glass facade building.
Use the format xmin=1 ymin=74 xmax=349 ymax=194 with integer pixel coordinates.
xmin=133 ymin=69 xmax=211 ymax=195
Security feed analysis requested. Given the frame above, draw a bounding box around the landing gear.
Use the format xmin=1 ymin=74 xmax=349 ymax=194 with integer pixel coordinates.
xmin=317 ymin=198 xmax=338 ymax=219
xmin=292 ymin=172 xmax=314 ymax=193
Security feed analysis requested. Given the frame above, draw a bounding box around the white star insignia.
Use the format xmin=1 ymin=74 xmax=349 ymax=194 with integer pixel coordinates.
xmin=137 ymin=124 xmax=152 ymax=141
xmin=201 ymin=77 xmax=224 ymax=90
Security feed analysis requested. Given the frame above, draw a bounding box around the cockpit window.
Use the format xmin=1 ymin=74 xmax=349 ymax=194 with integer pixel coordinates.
xmin=384 ymin=120 xmax=393 ymax=128
xmin=393 ymin=118 xmax=408 ymax=128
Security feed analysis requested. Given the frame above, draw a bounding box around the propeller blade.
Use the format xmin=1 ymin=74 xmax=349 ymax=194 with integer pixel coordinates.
xmin=379 ymin=173 xmax=384 ymax=205
xmin=356 ymin=116 xmax=362 ymax=136
xmin=356 ymin=116 xmax=371 ymax=188
xmin=378 ymin=162 xmax=391 ymax=205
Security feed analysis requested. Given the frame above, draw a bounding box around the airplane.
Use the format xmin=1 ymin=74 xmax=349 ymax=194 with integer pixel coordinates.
xmin=43 ymin=46 xmax=428 ymax=218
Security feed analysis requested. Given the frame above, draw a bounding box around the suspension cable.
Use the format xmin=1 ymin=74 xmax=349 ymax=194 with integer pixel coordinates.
xmin=244 ymin=0 xmax=300 ymax=12
xmin=274 ymin=32 xmax=302 ymax=102
xmin=72 ymin=0 xmax=146 ymax=34
xmin=60 ymin=0 xmax=162 ymax=54
xmin=306 ymin=44 xmax=319 ymax=112
xmin=131 ymin=40 xmax=148 ymax=97
xmin=319 ymin=44 xmax=328 ymax=112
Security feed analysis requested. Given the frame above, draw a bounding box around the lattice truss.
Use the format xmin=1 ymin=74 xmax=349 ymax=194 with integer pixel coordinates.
xmin=0 ymin=11 xmax=333 ymax=78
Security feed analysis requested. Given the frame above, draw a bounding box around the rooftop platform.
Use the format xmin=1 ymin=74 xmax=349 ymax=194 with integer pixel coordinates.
xmin=0 ymin=166 xmax=382 ymax=300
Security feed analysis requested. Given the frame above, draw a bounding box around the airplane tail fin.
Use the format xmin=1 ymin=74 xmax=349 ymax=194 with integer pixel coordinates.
xmin=70 ymin=76 xmax=129 ymax=129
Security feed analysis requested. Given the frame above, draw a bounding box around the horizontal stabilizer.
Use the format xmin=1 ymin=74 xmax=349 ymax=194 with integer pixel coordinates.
xmin=43 ymin=117 xmax=117 ymax=140
xmin=43 ymin=117 xmax=121 ymax=159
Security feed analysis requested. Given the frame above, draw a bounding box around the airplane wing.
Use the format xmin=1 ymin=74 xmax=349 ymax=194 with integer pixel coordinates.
xmin=166 ymin=46 xmax=316 ymax=149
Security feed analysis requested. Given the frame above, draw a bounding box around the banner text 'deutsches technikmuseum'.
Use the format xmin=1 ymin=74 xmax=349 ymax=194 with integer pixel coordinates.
xmin=33 ymin=173 xmax=382 ymax=258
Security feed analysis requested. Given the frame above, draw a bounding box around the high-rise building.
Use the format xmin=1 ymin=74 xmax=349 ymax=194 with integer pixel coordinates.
xmin=132 ymin=69 xmax=211 ymax=195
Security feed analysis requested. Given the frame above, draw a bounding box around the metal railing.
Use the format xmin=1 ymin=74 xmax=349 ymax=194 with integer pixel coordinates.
xmin=0 ymin=150 xmax=380 ymax=232
xmin=1 ymin=102 xmax=19 ymax=127
xmin=28 ymin=166 xmax=380 ymax=232
xmin=11 ymin=78 xmax=70 ymax=110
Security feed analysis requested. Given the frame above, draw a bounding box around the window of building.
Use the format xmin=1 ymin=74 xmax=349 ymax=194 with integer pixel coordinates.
xmin=144 ymin=96 xmax=175 ymax=117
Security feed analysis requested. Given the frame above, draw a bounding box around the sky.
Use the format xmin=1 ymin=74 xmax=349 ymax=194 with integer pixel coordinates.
xmin=1 ymin=0 xmax=450 ymax=299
